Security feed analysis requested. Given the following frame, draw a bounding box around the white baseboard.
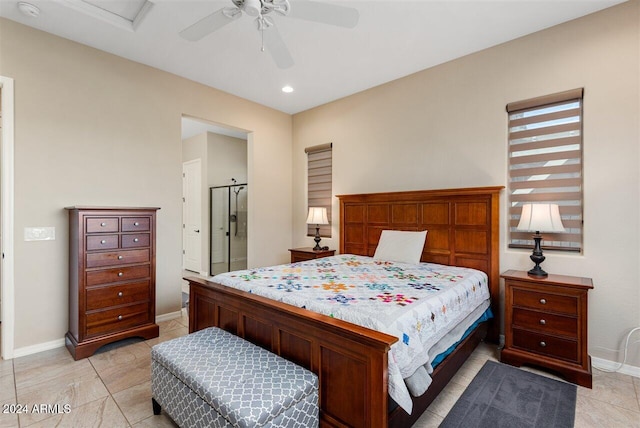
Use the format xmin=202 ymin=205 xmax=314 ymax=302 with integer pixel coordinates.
xmin=156 ymin=310 xmax=183 ymax=323
xmin=592 ymin=356 xmax=640 ymax=378
xmin=13 ymin=338 xmax=66 ymax=358
xmin=10 ymin=312 xmax=183 ymax=359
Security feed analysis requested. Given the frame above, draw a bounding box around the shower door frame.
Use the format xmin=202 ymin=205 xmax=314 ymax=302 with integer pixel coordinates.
xmin=209 ymin=184 xmax=248 ymax=276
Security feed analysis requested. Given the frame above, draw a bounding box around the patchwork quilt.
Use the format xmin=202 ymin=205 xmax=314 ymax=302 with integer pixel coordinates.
xmin=213 ymin=254 xmax=490 ymax=414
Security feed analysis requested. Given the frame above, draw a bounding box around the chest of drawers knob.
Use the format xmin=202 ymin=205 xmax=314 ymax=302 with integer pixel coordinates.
xmin=539 ymin=319 xmax=546 ymax=325
xmin=539 ymin=341 xmax=547 ymax=347
xmin=118 ymin=255 xmax=123 ymax=260
xmin=118 ymin=292 xmax=123 ymax=297
xmin=118 ymin=315 xmax=123 ymax=321
xmin=101 ymin=222 xmax=107 ymax=227
xmin=539 ymin=298 xmax=546 ymax=304
xmin=134 ymin=222 xmax=139 ymax=226
xmin=118 ymin=272 xmax=123 ymax=277
xmin=101 ymin=239 xmax=107 ymax=244
xmin=133 ymin=238 xmax=139 ymax=242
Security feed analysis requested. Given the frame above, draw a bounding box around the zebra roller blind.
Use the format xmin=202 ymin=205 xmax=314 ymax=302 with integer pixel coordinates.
xmin=306 ymin=143 xmax=332 ymax=238
xmin=507 ymin=88 xmax=583 ymax=252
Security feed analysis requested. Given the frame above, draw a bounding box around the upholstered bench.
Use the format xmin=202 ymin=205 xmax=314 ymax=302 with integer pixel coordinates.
xmin=150 ymin=327 xmax=319 ymax=427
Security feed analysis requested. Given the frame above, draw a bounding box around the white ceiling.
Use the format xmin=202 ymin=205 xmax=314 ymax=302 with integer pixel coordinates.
xmin=0 ymin=0 xmax=626 ymax=115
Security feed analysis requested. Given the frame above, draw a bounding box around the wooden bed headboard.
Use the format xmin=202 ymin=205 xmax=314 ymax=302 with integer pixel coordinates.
xmin=337 ymin=186 xmax=503 ymax=343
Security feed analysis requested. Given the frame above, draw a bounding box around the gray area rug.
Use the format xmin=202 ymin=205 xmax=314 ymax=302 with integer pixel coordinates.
xmin=440 ymin=360 xmax=576 ymax=428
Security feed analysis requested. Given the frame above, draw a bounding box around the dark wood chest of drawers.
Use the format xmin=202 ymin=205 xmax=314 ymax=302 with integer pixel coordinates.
xmin=65 ymin=207 xmax=160 ymax=359
xmin=501 ymin=270 xmax=593 ymax=388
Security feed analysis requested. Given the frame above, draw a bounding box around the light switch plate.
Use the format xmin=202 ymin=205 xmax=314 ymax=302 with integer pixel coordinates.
xmin=24 ymin=227 xmax=55 ymax=241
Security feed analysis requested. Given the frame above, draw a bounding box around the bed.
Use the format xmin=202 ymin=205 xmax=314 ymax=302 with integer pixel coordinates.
xmin=186 ymin=186 xmax=502 ymax=427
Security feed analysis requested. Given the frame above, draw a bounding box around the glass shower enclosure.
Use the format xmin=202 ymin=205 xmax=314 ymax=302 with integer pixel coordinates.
xmin=210 ymin=184 xmax=248 ymax=276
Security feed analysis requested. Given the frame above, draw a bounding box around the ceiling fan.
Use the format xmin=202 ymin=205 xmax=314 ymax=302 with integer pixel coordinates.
xmin=179 ymin=0 xmax=359 ymax=69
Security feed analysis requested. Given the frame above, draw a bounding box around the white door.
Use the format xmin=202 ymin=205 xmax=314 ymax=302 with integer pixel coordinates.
xmin=183 ymin=159 xmax=202 ymax=273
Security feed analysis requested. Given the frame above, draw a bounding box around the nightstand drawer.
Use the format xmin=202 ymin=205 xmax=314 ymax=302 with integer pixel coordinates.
xmin=512 ymin=308 xmax=578 ymax=337
xmin=512 ymin=328 xmax=579 ymax=363
xmin=512 ymin=287 xmax=578 ymax=315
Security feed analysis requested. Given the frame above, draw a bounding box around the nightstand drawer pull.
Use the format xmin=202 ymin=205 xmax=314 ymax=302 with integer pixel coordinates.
xmin=118 ymin=292 xmax=123 ymax=297
xmin=118 ymin=255 xmax=123 ymax=260
xmin=539 ymin=341 xmax=547 ymax=347
xmin=539 ymin=298 xmax=547 ymax=304
xmin=118 ymin=315 xmax=123 ymax=321
xmin=118 ymin=272 xmax=123 ymax=277
xmin=134 ymin=222 xmax=140 ymax=226
xmin=100 ymin=222 xmax=107 ymax=227
xmin=133 ymin=238 xmax=139 ymax=242
xmin=101 ymin=240 xmax=107 ymax=244
xmin=539 ymin=319 xmax=546 ymax=325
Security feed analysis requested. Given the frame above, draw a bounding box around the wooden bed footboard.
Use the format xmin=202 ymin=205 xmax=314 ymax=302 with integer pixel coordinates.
xmin=187 ymin=276 xmax=398 ymax=428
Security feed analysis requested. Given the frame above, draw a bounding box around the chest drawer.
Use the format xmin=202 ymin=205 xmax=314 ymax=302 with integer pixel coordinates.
xmin=122 ymin=217 xmax=150 ymax=232
xmin=512 ymin=308 xmax=578 ymax=338
xmin=85 ymin=302 xmax=151 ymax=337
xmin=86 ymin=235 xmax=119 ymax=251
xmin=86 ymin=217 xmax=119 ymax=233
xmin=86 ymin=280 xmax=151 ymax=311
xmin=512 ymin=328 xmax=579 ymax=363
xmin=512 ymin=287 xmax=578 ymax=315
xmin=86 ymin=265 xmax=150 ymax=286
xmin=86 ymin=249 xmax=150 ymax=268
xmin=122 ymin=233 xmax=150 ymax=248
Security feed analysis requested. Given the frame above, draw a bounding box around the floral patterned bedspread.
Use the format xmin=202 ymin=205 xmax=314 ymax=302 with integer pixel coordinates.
xmin=213 ymin=254 xmax=490 ymax=414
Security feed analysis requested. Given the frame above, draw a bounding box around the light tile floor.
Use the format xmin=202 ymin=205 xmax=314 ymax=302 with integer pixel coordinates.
xmin=0 ymin=312 xmax=638 ymax=427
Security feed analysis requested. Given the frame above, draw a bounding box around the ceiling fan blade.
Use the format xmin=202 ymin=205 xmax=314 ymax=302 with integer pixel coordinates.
xmin=180 ymin=8 xmax=240 ymax=41
xmin=263 ymin=24 xmax=294 ymax=69
xmin=289 ymin=1 xmax=359 ymax=28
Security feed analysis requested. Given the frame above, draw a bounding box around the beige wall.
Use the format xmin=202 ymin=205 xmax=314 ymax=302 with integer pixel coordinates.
xmin=293 ymin=2 xmax=640 ymax=368
xmin=0 ymin=19 xmax=292 ymax=350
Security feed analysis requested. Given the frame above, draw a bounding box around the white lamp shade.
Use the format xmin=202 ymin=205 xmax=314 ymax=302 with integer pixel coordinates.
xmin=306 ymin=207 xmax=329 ymax=225
xmin=517 ymin=204 xmax=565 ymax=233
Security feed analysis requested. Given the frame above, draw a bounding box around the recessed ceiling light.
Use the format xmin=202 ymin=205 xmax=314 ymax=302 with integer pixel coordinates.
xmin=282 ymin=86 xmax=294 ymax=93
xmin=17 ymin=2 xmax=40 ymax=18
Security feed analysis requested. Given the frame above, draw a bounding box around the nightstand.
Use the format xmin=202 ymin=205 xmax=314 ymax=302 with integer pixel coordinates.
xmin=501 ymin=270 xmax=593 ymax=388
xmin=289 ymin=247 xmax=335 ymax=263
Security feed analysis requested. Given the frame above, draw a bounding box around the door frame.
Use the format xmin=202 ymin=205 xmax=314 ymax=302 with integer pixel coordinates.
xmin=1 ymin=76 xmax=15 ymax=359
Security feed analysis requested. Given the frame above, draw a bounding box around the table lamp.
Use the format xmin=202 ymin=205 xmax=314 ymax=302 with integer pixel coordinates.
xmin=517 ymin=203 xmax=565 ymax=277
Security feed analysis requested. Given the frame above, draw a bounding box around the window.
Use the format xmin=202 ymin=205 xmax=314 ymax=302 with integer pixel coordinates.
xmin=507 ymin=89 xmax=583 ymax=252
xmin=306 ymin=143 xmax=332 ymax=238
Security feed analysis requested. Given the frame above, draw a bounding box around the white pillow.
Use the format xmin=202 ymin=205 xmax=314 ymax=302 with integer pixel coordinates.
xmin=373 ymin=230 xmax=427 ymax=264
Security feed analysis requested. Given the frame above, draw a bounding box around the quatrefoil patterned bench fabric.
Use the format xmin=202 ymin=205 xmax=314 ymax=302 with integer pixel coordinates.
xmin=151 ymin=327 xmax=319 ymax=428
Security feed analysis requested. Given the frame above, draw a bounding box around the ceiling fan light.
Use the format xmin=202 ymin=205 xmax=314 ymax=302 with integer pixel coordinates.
xmin=282 ymin=85 xmax=294 ymax=93
xmin=243 ymin=0 xmax=261 ymax=17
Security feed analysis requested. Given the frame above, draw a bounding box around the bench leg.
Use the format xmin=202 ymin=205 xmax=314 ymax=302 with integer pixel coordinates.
xmin=152 ymin=398 xmax=161 ymax=415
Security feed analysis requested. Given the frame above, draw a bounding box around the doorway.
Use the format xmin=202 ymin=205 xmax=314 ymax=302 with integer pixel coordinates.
xmin=181 ymin=116 xmax=248 ymax=280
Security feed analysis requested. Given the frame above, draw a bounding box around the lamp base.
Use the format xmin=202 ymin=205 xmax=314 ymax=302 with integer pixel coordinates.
xmin=313 ymin=226 xmax=322 ymax=251
xmin=527 ymin=232 xmax=548 ymax=278
xmin=527 ymin=265 xmax=548 ymax=278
